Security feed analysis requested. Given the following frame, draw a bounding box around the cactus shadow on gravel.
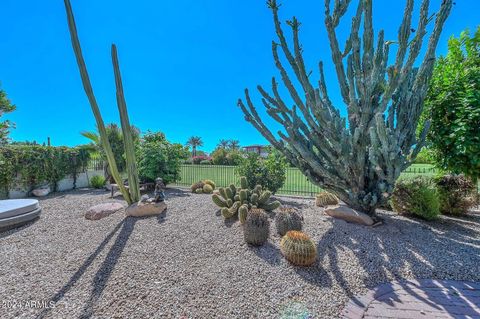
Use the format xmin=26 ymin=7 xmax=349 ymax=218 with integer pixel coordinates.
xmin=250 ymin=241 xmax=282 ymax=266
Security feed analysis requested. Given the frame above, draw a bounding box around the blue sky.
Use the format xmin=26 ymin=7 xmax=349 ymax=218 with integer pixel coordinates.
xmin=1 ymin=0 xmax=478 ymax=152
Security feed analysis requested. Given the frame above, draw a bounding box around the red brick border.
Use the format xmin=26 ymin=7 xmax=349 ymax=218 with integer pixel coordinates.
xmin=341 ymin=279 xmax=480 ymax=319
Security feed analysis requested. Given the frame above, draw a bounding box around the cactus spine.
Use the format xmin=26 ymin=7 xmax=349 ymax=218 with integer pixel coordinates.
xmin=243 ymin=208 xmax=269 ymax=246
xmin=280 ymin=231 xmax=317 ymax=266
xmin=64 ymin=0 xmax=140 ymax=204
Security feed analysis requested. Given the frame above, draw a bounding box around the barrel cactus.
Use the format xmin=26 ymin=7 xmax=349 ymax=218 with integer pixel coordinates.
xmin=280 ymin=231 xmax=317 ymax=266
xmin=275 ymin=207 xmax=303 ymax=236
xmin=315 ymin=191 xmax=339 ymax=207
xmin=243 ymin=208 xmax=269 ymax=246
xmin=203 ymin=184 xmax=214 ymax=194
xmin=195 ymin=188 xmax=203 ymax=194
xmin=204 ymin=179 xmax=216 ymax=189
xmin=191 ymin=181 xmax=205 ymax=193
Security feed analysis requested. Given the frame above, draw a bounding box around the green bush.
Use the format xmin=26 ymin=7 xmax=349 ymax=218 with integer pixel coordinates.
xmin=391 ymin=177 xmax=440 ymax=220
xmin=90 ymin=175 xmax=106 ymax=189
xmin=435 ymin=174 xmax=477 ymax=216
xmin=136 ymin=131 xmax=189 ymax=184
xmin=0 ymin=145 xmax=90 ymax=192
xmin=199 ymin=160 xmax=212 ymax=165
xmin=236 ymin=150 xmax=287 ymax=194
xmin=211 ymin=148 xmax=244 ymax=166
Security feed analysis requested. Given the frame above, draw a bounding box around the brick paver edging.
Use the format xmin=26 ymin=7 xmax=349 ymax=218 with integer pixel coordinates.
xmin=341 ymin=279 xmax=480 ymax=319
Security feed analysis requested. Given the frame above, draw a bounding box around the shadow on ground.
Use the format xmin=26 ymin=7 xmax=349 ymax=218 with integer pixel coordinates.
xmin=298 ymin=211 xmax=480 ymax=317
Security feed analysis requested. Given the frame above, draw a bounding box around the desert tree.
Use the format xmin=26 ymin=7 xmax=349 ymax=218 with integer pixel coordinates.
xmin=238 ymin=0 xmax=453 ymax=217
xmin=0 ymin=85 xmax=16 ymax=144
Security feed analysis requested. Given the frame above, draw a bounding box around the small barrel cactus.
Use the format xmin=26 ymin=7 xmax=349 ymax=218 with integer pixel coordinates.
xmin=275 ymin=207 xmax=303 ymax=236
xmin=203 ymin=179 xmax=216 ymax=190
xmin=243 ymin=208 xmax=269 ymax=246
xmin=195 ymin=188 xmax=203 ymax=194
xmin=203 ymin=184 xmax=214 ymax=194
xmin=280 ymin=231 xmax=317 ymax=266
xmin=191 ymin=181 xmax=205 ymax=193
xmin=315 ymin=191 xmax=339 ymax=207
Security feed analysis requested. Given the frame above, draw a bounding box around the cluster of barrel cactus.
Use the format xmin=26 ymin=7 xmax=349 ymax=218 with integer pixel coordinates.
xmin=280 ymin=231 xmax=317 ymax=266
xmin=191 ymin=180 xmax=216 ymax=194
xmin=212 ymin=176 xmax=281 ymax=219
xmin=315 ymin=191 xmax=339 ymax=207
xmin=274 ymin=206 xmax=303 ymax=236
xmin=243 ymin=208 xmax=270 ymax=246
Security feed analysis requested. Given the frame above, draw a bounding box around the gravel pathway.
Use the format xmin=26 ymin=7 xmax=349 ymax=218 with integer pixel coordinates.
xmin=0 ymin=188 xmax=479 ymax=318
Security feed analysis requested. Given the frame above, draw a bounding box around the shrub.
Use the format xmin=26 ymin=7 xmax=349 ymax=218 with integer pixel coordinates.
xmin=192 ymin=155 xmax=211 ymax=165
xmin=136 ymin=131 xmax=189 ymax=185
xmin=280 ymin=231 xmax=317 ymax=266
xmin=90 ymin=175 xmax=106 ymax=189
xmin=199 ymin=160 xmax=212 ymax=165
xmin=435 ymin=174 xmax=477 ymax=216
xmin=0 ymin=145 xmax=90 ymax=192
xmin=211 ymin=148 xmax=244 ymax=166
xmin=236 ymin=150 xmax=287 ymax=194
xmin=391 ymin=177 xmax=440 ymax=220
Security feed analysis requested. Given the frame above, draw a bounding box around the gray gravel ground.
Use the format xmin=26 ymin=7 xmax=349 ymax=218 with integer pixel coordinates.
xmin=1 ymin=188 xmax=479 ymax=319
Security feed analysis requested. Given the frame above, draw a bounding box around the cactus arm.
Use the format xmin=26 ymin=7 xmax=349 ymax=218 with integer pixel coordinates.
xmin=63 ymin=0 xmax=132 ymax=204
xmin=111 ymin=44 xmax=140 ymax=202
xmin=212 ymin=194 xmax=228 ymax=208
xmin=261 ymin=200 xmax=281 ymax=211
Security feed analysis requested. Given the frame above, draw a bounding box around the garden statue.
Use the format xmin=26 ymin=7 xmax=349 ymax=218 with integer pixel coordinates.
xmin=154 ymin=177 xmax=166 ymax=203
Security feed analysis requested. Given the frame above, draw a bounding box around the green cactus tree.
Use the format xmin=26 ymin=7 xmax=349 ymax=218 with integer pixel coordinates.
xmin=238 ymin=0 xmax=453 ymax=218
xmin=63 ymin=0 xmax=140 ymax=204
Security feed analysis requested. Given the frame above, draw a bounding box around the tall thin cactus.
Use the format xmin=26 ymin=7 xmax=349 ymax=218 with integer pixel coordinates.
xmin=63 ymin=0 xmax=140 ymax=205
xmin=238 ymin=0 xmax=453 ymax=217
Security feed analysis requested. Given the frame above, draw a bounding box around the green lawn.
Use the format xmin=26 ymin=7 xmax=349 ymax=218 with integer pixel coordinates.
xmin=173 ymin=164 xmax=439 ymax=197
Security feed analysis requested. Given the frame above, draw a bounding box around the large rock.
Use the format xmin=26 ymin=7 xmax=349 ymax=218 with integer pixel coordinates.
xmin=85 ymin=202 xmax=124 ymax=220
xmin=325 ymin=204 xmax=374 ymax=226
xmin=32 ymin=187 xmax=50 ymax=197
xmin=125 ymin=201 xmax=167 ymax=217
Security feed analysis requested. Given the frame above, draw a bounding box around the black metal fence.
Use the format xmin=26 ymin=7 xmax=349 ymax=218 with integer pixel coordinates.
xmin=173 ymin=164 xmax=322 ymax=197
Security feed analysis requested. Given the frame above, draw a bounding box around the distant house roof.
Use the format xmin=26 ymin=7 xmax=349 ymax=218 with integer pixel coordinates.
xmin=243 ymin=144 xmax=268 ymax=149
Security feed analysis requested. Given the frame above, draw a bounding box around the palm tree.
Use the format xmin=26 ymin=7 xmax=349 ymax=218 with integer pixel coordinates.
xmin=81 ymin=123 xmax=140 ymax=181
xmin=217 ymin=139 xmax=229 ymax=149
xmin=229 ymin=140 xmax=240 ymax=150
xmin=186 ymin=136 xmax=203 ymax=157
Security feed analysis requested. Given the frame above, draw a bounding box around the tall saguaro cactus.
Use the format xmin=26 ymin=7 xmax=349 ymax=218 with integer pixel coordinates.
xmin=238 ymin=0 xmax=453 ymax=217
xmin=63 ymin=0 xmax=140 ymax=205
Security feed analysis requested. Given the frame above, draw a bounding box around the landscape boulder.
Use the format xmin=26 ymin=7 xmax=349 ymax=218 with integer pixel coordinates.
xmin=32 ymin=187 xmax=51 ymax=197
xmin=324 ymin=204 xmax=374 ymax=226
xmin=85 ymin=202 xmax=124 ymax=220
xmin=125 ymin=201 xmax=167 ymax=217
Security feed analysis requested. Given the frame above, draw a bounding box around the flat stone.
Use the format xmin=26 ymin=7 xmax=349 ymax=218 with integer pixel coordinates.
xmin=32 ymin=187 xmax=50 ymax=197
xmin=325 ymin=204 xmax=374 ymax=226
xmin=125 ymin=201 xmax=167 ymax=217
xmin=85 ymin=202 xmax=124 ymax=220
